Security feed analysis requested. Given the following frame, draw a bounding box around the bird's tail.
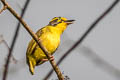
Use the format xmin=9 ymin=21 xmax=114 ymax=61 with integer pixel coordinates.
xmin=29 ymin=60 xmax=35 ymax=75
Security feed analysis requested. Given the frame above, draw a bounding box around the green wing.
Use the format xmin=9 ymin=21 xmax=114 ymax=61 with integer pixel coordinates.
xmin=26 ymin=28 xmax=44 ymax=55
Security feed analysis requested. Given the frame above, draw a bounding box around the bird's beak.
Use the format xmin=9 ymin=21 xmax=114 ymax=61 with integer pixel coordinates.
xmin=65 ymin=20 xmax=75 ymax=25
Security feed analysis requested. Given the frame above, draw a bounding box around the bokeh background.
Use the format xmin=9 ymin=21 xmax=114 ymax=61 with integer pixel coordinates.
xmin=0 ymin=0 xmax=120 ymax=80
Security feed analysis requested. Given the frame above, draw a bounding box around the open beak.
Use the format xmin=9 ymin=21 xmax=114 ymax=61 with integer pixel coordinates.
xmin=65 ymin=20 xmax=75 ymax=25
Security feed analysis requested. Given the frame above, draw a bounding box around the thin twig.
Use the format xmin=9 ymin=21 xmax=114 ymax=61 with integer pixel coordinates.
xmin=1 ymin=0 xmax=64 ymax=80
xmin=59 ymin=35 xmax=120 ymax=79
xmin=0 ymin=4 xmax=7 ymax=14
xmin=3 ymin=40 xmax=17 ymax=63
xmin=0 ymin=35 xmax=10 ymax=51
xmin=43 ymin=0 xmax=120 ymax=79
xmin=0 ymin=35 xmax=17 ymax=63
xmin=1 ymin=0 xmax=31 ymax=80
xmin=80 ymin=46 xmax=120 ymax=79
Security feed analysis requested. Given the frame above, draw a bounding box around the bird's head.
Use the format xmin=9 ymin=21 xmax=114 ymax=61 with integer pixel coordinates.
xmin=48 ymin=17 xmax=75 ymax=26
xmin=48 ymin=17 xmax=75 ymax=33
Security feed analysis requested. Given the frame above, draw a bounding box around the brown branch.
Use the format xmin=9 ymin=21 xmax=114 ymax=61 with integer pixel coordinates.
xmin=1 ymin=0 xmax=64 ymax=80
xmin=1 ymin=0 xmax=31 ymax=80
xmin=43 ymin=0 xmax=120 ymax=79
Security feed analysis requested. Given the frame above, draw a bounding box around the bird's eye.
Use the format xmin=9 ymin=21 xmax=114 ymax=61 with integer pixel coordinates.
xmin=48 ymin=17 xmax=66 ymax=26
xmin=54 ymin=19 xmax=58 ymax=22
xmin=49 ymin=19 xmax=59 ymax=26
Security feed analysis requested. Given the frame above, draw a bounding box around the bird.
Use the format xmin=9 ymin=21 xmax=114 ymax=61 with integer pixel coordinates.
xmin=26 ymin=17 xmax=75 ymax=75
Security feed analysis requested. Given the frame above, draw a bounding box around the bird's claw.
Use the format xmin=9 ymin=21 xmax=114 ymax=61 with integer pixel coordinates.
xmin=41 ymin=55 xmax=54 ymax=62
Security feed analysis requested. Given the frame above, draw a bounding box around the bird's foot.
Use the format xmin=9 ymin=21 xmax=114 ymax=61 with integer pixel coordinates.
xmin=49 ymin=55 xmax=54 ymax=61
xmin=41 ymin=55 xmax=54 ymax=62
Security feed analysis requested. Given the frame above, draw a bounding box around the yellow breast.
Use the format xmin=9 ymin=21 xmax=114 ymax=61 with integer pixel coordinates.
xmin=31 ymin=26 xmax=61 ymax=61
xmin=40 ymin=31 xmax=60 ymax=54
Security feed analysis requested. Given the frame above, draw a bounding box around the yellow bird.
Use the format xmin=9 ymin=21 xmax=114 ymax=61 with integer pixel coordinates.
xmin=26 ymin=17 xmax=75 ymax=75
